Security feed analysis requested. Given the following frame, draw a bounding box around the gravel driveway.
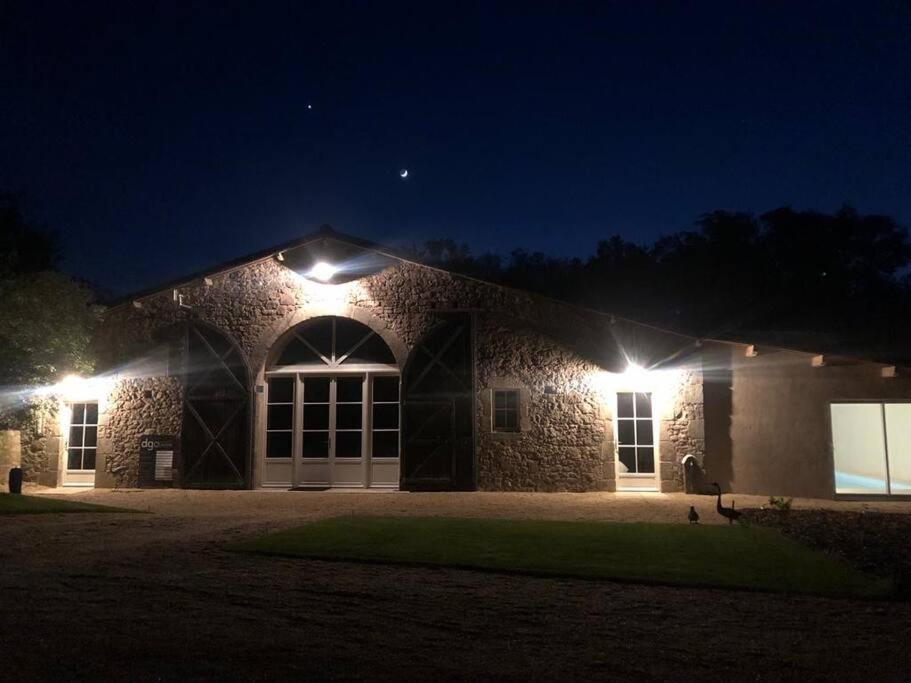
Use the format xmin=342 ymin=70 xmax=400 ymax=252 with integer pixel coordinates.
xmin=2 ymin=490 xmax=910 ymax=680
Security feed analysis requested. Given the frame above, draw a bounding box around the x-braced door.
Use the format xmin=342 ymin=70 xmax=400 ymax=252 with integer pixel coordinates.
xmin=401 ymin=313 xmax=475 ymax=490
xmin=181 ymin=322 xmax=250 ymax=488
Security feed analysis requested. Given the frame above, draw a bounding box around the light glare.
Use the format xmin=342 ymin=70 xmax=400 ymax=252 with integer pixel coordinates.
xmin=308 ymin=261 xmax=338 ymax=282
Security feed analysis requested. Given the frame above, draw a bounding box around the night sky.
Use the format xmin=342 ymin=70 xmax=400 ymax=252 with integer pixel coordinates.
xmin=3 ymin=1 xmax=911 ymax=296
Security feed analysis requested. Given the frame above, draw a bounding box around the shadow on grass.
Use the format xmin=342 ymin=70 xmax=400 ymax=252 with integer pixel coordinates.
xmin=0 ymin=493 xmax=141 ymax=515
xmin=230 ymin=516 xmax=893 ymax=600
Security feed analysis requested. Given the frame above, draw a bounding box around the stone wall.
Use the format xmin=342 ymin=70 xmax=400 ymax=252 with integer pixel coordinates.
xmin=90 ymin=247 xmax=702 ymax=492
xmin=97 ymin=378 xmax=183 ymax=488
xmin=659 ymin=368 xmax=705 ymax=492
xmin=18 ymin=399 xmax=62 ymax=485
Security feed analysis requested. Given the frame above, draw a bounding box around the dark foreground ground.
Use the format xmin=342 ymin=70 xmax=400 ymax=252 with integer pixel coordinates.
xmin=2 ymin=491 xmax=910 ymax=681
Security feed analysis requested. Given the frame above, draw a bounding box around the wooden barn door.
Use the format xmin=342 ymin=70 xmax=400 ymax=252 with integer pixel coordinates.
xmin=401 ymin=313 xmax=475 ymax=490
xmin=180 ymin=322 xmax=250 ymax=488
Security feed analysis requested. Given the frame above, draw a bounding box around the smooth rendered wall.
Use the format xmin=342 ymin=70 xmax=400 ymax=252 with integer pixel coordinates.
xmin=702 ymin=342 xmax=911 ymax=499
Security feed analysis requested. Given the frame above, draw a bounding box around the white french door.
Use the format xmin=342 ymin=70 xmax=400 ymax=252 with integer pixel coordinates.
xmin=264 ymin=371 xmax=400 ymax=488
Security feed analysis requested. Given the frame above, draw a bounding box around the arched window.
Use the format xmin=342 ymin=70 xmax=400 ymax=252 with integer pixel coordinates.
xmin=273 ymin=316 xmax=396 ymax=368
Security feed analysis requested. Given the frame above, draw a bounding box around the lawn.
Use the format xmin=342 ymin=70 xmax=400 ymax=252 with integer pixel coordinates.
xmin=0 ymin=493 xmax=135 ymax=515
xmin=234 ymin=516 xmax=891 ymax=599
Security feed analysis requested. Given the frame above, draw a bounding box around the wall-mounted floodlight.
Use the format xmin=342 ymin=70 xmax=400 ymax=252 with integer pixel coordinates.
xmin=307 ymin=261 xmax=338 ymax=282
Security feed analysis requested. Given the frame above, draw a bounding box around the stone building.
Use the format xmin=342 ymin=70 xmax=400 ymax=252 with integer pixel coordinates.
xmin=25 ymin=228 xmax=911 ymax=498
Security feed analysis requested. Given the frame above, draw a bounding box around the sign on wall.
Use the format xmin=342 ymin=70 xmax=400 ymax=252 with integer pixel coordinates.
xmin=139 ymin=435 xmax=176 ymax=487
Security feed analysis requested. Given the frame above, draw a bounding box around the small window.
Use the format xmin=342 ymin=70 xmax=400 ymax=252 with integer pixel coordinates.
xmin=67 ymin=402 xmax=98 ymax=471
xmin=616 ymin=392 xmax=655 ymax=474
xmin=372 ymin=376 xmax=400 ymax=459
xmin=493 ymin=390 xmax=520 ymax=433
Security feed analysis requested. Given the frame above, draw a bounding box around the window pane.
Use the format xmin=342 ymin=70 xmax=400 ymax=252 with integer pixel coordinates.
xmin=71 ymin=403 xmax=85 ymax=425
xmin=504 ymin=410 xmax=518 ymax=431
xmin=617 ymin=420 xmax=635 ymax=446
xmin=831 ymin=403 xmax=888 ymax=494
xmin=334 ymin=318 xmax=369 ymax=359
xmin=636 ymin=420 xmax=653 ymax=446
xmin=342 ymin=333 xmax=396 ymax=365
xmin=505 ymin=391 xmax=519 ymax=410
xmin=267 ymin=404 xmax=293 ymax=430
xmin=304 ymin=378 xmax=330 ymax=403
xmin=337 ymin=404 xmax=362 ymax=430
xmin=618 ymin=447 xmax=636 ymax=474
xmin=617 ymin=393 xmax=634 ymax=418
xmin=268 ymin=377 xmax=294 ymax=404
xmin=302 ymin=432 xmax=329 ymax=458
xmin=336 ymin=377 xmax=363 ymax=403
xmin=267 ymin=432 xmax=292 ymax=458
xmin=373 ymin=376 xmax=399 ymax=402
xmin=69 ymin=426 xmax=84 ymax=447
xmin=276 ymin=337 xmax=323 ymax=366
xmin=84 ymin=403 xmax=98 ymax=425
xmin=300 ymin=319 xmax=333 ymax=360
xmin=83 ymin=426 xmax=97 ymax=448
xmin=82 ymin=449 xmax=96 ymax=471
xmin=67 ymin=448 xmax=82 ymax=470
xmin=494 ymin=391 xmax=507 ymax=410
xmin=372 ymin=431 xmax=399 ymax=458
xmin=637 ymin=447 xmax=655 ymax=473
xmin=335 ymin=431 xmax=362 ymax=458
xmin=635 ymin=393 xmax=652 ymax=418
xmin=303 ymin=404 xmax=330 ymax=430
xmin=373 ymin=404 xmax=399 ymax=430
xmin=884 ymin=404 xmax=911 ymax=494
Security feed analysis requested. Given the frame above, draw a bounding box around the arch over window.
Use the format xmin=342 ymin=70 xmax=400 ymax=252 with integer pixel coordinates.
xmin=272 ymin=316 xmax=396 ymax=368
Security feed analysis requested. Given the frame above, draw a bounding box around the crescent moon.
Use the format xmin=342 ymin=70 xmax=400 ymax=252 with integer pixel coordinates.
xmin=399 ymin=169 xmax=408 ymax=178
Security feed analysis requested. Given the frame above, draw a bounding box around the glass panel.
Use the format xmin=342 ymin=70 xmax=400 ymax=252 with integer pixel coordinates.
xmin=372 ymin=431 xmax=399 ymax=458
xmin=885 ymin=404 xmax=911 ymax=493
xmin=302 ymin=432 xmax=329 ymax=458
xmin=617 ymin=420 xmax=635 ymax=446
xmin=267 ymin=404 xmax=293 ymax=430
xmin=83 ymin=426 xmax=97 ymax=448
xmin=67 ymin=448 xmax=82 ymax=470
xmin=301 ymin=319 xmax=333 ymax=360
xmin=636 ymin=420 xmax=654 ymax=446
xmin=618 ymin=447 xmax=636 ymax=474
xmin=336 ymin=377 xmax=363 ymax=403
xmin=373 ymin=376 xmax=399 ymax=402
xmin=335 ymin=318 xmax=370 ymax=359
xmin=617 ymin=393 xmax=634 ymax=418
xmin=276 ymin=337 xmax=324 ymax=366
xmin=304 ymin=377 xmax=330 ymax=403
xmin=266 ymin=432 xmax=292 ymax=458
xmin=637 ymin=447 xmax=655 ymax=473
xmin=373 ymin=404 xmax=399 ymax=430
xmin=831 ymin=403 xmax=888 ymax=494
xmin=495 ymin=391 xmax=507 ymax=410
xmin=505 ymin=391 xmax=519 ymax=410
xmin=85 ymin=403 xmax=98 ymax=425
xmin=82 ymin=449 xmax=96 ymax=471
xmin=335 ymin=431 xmax=362 ymax=458
xmin=337 ymin=404 xmax=362 ymax=430
xmin=303 ymin=405 xmax=330 ymax=430
xmin=268 ymin=377 xmax=294 ymax=404
xmin=635 ymin=393 xmax=652 ymax=418
xmin=69 ymin=426 xmax=84 ymax=447
xmin=342 ymin=333 xmax=396 ymax=365
xmin=71 ymin=403 xmax=85 ymax=425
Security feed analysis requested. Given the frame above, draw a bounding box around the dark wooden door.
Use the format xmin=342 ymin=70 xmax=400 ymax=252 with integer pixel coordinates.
xmin=180 ymin=322 xmax=250 ymax=488
xmin=401 ymin=313 xmax=475 ymax=490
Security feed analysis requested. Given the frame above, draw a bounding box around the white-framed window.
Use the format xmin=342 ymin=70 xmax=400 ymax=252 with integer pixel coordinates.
xmin=616 ymin=392 xmax=655 ymax=474
xmin=831 ymin=402 xmax=911 ymax=495
xmin=67 ymin=402 xmax=98 ymax=471
xmin=266 ymin=377 xmax=294 ymax=459
xmin=493 ymin=389 xmax=520 ymax=432
xmin=372 ymin=376 xmax=400 ymax=458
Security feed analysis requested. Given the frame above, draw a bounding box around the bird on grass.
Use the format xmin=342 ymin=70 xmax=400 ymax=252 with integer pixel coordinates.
xmin=687 ymin=506 xmax=699 ymax=524
xmin=712 ymin=482 xmax=742 ymax=524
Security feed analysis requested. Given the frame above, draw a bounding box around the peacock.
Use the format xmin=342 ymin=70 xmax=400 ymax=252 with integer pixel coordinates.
xmin=711 ymin=482 xmax=742 ymax=524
